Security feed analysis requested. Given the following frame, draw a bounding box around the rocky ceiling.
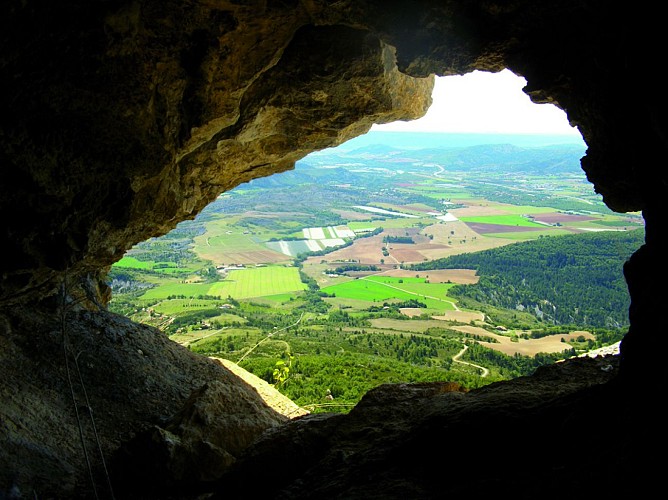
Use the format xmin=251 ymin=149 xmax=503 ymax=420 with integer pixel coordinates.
xmin=1 ymin=0 xmax=666 ymax=498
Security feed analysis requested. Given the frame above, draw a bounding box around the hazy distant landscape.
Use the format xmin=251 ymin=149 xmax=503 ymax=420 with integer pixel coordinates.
xmin=108 ymin=132 xmax=643 ymax=412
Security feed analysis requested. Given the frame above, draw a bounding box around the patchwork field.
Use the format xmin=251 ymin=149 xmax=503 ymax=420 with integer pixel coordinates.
xmin=464 ymin=223 xmax=546 ymax=234
xmin=532 ymin=213 xmax=595 ymax=224
xmin=108 ymin=137 xmax=638 ymax=414
xmin=194 ymin=230 xmax=289 ymax=266
xmin=420 ymin=221 xmax=515 ymax=256
xmin=317 ymin=234 xmax=387 ymax=264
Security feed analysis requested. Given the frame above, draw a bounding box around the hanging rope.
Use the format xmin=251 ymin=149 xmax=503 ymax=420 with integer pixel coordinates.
xmin=74 ymin=350 xmax=115 ymax=500
xmin=59 ymin=278 xmax=115 ymax=499
xmin=60 ymin=290 xmax=99 ymax=499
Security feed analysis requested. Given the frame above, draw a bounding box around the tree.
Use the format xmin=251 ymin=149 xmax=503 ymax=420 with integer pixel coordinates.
xmin=272 ymin=357 xmax=292 ymax=389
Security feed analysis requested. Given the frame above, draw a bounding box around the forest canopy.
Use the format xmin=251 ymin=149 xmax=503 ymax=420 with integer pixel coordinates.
xmin=408 ymin=228 xmax=644 ymax=328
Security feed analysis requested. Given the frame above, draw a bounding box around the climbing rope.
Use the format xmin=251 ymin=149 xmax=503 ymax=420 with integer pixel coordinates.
xmin=59 ymin=279 xmax=115 ymax=500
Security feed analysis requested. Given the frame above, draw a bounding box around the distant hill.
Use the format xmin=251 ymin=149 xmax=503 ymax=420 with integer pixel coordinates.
xmin=328 ymin=131 xmax=585 ymax=151
xmin=347 ymin=143 xmax=403 ymax=155
xmin=302 ymin=139 xmax=587 ymax=177
xmin=376 ymin=142 xmax=587 ymax=173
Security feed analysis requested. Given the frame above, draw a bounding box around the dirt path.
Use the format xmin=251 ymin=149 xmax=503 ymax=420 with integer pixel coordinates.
xmin=237 ymin=312 xmax=304 ymax=364
xmin=180 ymin=327 xmax=229 ymax=347
xmin=452 ymin=343 xmax=489 ymax=377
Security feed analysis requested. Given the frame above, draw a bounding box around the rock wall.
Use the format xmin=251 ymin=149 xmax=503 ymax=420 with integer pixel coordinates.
xmin=1 ymin=0 xmax=666 ymax=498
xmin=0 ymin=1 xmax=433 ymax=307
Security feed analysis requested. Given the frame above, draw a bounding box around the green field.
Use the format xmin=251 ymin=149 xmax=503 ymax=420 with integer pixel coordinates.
xmin=496 ymin=204 xmax=556 ymax=215
xmin=322 ymin=276 xmax=457 ymax=311
xmin=140 ymin=266 xmax=306 ymax=300
xmin=115 ymin=256 xmax=153 ymax=269
xmin=210 ymin=266 xmax=306 ymax=298
xmin=194 ymin=228 xmax=269 ymax=254
xmin=458 ymin=214 xmax=545 ymax=227
xmin=365 ymin=276 xmax=456 ymax=297
xmin=114 ymin=256 xmax=197 ymax=273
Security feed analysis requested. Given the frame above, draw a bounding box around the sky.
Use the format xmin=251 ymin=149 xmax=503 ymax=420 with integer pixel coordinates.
xmin=371 ymin=69 xmax=581 ymax=136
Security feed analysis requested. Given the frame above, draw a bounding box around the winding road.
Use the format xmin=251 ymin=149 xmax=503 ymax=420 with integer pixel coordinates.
xmin=452 ymin=342 xmax=489 ymax=377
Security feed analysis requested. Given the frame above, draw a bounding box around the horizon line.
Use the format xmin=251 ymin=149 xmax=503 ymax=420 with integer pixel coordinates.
xmin=366 ymin=129 xmax=582 ymax=136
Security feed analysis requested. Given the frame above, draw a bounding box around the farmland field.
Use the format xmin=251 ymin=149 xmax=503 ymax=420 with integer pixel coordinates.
xmin=140 ymin=282 xmax=213 ymax=300
xmin=139 ymin=266 xmax=306 ymax=300
xmin=457 ymin=214 xmax=545 ymax=227
xmin=322 ymin=276 xmax=457 ymax=311
xmin=193 ymin=225 xmax=289 ymax=266
xmin=450 ymin=325 xmax=596 ymax=356
xmin=114 ymin=256 xmax=198 ymax=274
xmin=209 ymin=266 xmax=306 ymax=299
xmin=376 ymin=268 xmax=479 ymax=284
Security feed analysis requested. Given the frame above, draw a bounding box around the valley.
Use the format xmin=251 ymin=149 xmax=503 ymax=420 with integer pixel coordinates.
xmin=108 ymin=132 xmax=642 ymax=412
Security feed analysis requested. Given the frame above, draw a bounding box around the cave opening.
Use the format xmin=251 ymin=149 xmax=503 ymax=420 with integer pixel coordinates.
xmin=106 ymin=69 xmax=640 ymax=416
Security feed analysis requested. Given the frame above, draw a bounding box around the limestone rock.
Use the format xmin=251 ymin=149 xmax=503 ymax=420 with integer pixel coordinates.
xmin=113 ymin=379 xmax=289 ymax=496
xmin=0 ymin=3 xmax=433 ymax=307
xmin=0 ymin=306 xmax=287 ymax=497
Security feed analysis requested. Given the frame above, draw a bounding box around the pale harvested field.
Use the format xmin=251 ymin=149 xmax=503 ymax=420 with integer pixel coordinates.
xmin=384 ymin=227 xmax=423 ymax=237
xmin=451 ymin=325 xmax=595 ymax=357
xmin=400 ymin=308 xmax=484 ymax=322
xmin=448 ymin=203 xmax=513 ymax=217
xmin=319 ymin=234 xmax=386 ymax=264
xmin=387 ymin=246 xmax=430 ymax=263
xmin=332 ymin=208 xmax=375 ymax=221
xmin=465 ymin=223 xmax=546 ymax=234
xmin=532 ymin=213 xmax=595 ymax=224
xmin=371 ymin=317 xmax=594 ymax=357
xmin=420 ymin=221 xmax=515 ymax=259
xmin=431 ymin=310 xmax=485 ymax=322
xmin=395 ymin=203 xmax=438 ymax=215
xmin=399 ymin=308 xmax=427 ymax=318
xmin=376 ymin=268 xmax=479 ymax=284
xmin=412 ymin=234 xmax=433 ymax=244
xmin=369 ymin=318 xmax=460 ymax=332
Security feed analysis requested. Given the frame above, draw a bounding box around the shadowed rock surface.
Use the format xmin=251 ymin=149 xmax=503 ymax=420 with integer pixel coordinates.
xmin=1 ymin=1 xmax=666 ymax=498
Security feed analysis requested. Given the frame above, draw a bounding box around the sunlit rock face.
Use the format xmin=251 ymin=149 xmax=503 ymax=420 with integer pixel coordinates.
xmin=0 ymin=1 xmax=433 ymax=307
xmin=0 ymin=0 xmax=666 ymax=498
